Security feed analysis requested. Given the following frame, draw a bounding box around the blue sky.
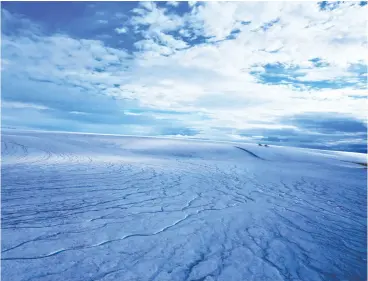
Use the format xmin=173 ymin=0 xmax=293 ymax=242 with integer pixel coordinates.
xmin=1 ymin=1 xmax=367 ymax=153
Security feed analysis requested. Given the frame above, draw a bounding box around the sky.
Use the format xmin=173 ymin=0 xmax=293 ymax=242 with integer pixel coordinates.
xmin=1 ymin=1 xmax=367 ymax=153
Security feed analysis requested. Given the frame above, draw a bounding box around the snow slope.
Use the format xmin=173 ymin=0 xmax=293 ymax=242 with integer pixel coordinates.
xmin=1 ymin=130 xmax=367 ymax=281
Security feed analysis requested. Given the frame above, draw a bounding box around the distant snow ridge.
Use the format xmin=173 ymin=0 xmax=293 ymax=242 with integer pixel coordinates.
xmin=1 ymin=130 xmax=367 ymax=281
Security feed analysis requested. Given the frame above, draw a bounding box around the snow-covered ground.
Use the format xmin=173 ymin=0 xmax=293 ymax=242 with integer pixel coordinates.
xmin=1 ymin=130 xmax=367 ymax=281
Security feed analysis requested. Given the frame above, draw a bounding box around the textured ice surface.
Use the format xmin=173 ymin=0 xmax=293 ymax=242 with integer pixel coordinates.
xmin=1 ymin=130 xmax=367 ymax=281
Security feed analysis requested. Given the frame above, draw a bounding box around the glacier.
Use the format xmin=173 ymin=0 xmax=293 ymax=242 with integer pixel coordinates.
xmin=1 ymin=130 xmax=367 ymax=281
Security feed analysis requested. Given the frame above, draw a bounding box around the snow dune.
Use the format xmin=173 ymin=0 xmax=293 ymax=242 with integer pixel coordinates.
xmin=1 ymin=130 xmax=367 ymax=281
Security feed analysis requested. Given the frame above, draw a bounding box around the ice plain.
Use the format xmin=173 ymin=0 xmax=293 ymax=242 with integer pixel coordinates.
xmin=1 ymin=129 xmax=367 ymax=281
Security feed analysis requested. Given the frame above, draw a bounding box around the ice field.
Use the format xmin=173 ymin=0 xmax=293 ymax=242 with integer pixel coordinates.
xmin=1 ymin=130 xmax=367 ymax=281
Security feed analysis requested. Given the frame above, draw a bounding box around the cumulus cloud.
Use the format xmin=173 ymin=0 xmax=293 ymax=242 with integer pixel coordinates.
xmin=115 ymin=26 xmax=128 ymax=34
xmin=167 ymin=1 xmax=179 ymax=8
xmin=1 ymin=2 xmax=367 ymax=152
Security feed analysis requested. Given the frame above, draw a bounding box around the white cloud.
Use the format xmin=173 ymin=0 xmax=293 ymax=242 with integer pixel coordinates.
xmin=115 ymin=27 xmax=128 ymax=34
xmin=2 ymin=101 xmax=49 ymax=110
xmin=70 ymin=111 xmax=89 ymax=115
xmin=184 ymin=2 xmax=367 ymax=67
xmin=124 ymin=110 xmax=142 ymax=116
xmin=130 ymin=2 xmax=183 ymax=32
xmin=188 ymin=1 xmax=197 ymax=7
xmin=2 ymin=2 xmax=367 ymax=143
xmin=167 ymin=1 xmax=179 ymax=7
xmin=295 ymin=66 xmax=356 ymax=82
xmin=0 ymin=58 xmax=11 ymax=71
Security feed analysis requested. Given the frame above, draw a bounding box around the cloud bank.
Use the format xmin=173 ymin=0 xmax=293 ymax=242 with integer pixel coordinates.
xmin=1 ymin=1 xmax=367 ymax=152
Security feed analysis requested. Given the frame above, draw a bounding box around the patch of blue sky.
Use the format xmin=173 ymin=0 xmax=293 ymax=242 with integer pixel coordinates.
xmin=251 ymin=62 xmax=367 ymax=90
xmin=309 ymin=58 xmax=329 ymax=67
xmin=259 ymin=18 xmax=280 ymax=31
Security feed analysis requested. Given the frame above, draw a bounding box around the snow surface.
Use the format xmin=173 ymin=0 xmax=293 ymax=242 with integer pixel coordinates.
xmin=1 ymin=130 xmax=367 ymax=281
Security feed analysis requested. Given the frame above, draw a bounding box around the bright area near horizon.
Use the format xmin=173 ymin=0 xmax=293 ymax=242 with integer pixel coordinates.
xmin=1 ymin=1 xmax=367 ymax=153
